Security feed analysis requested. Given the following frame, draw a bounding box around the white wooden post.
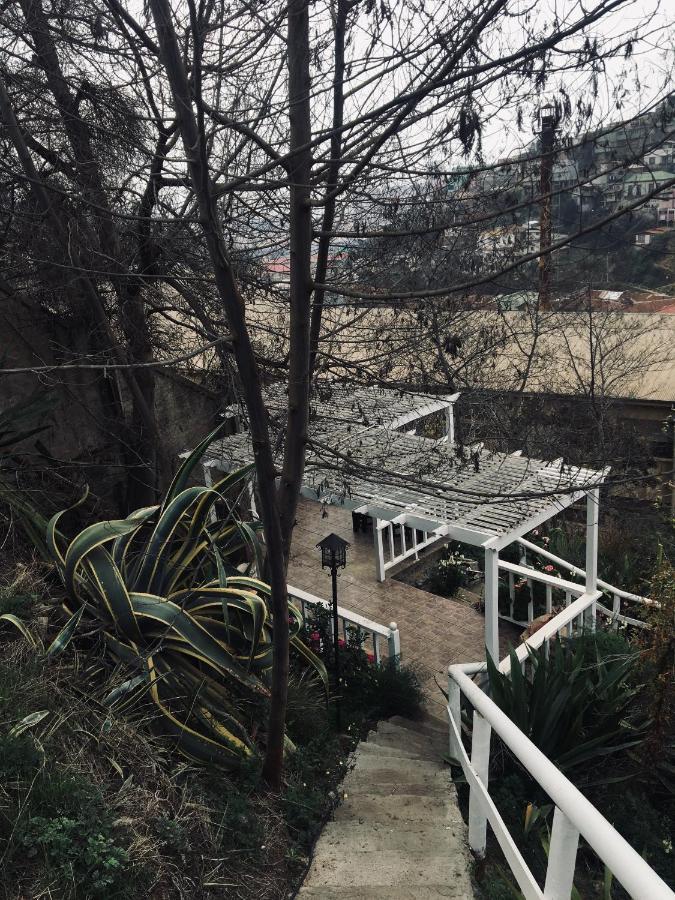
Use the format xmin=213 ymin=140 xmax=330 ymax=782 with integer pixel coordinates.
xmin=484 ymin=546 xmax=499 ymax=662
xmin=468 ymin=711 xmax=491 ymax=857
xmin=448 ymin=675 xmax=461 ymax=760
xmin=388 ymin=622 xmax=400 ymax=666
xmin=372 ymin=632 xmax=381 ymax=663
xmin=401 ymin=524 xmax=407 ymax=556
xmin=445 ymin=405 xmax=455 ymax=445
xmin=585 ymin=488 xmax=600 ymax=631
xmin=544 ymin=807 xmax=580 ymax=899
xmin=388 ymin=523 xmax=395 ymax=562
xmin=508 ymin=571 xmax=515 ymax=619
xmin=412 ymin=526 xmax=419 ymax=560
xmin=374 ymin=521 xmax=386 ymax=582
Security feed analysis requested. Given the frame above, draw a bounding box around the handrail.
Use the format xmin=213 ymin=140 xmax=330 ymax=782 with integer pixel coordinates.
xmin=498 ymin=559 xmax=587 ymax=596
xmin=517 ymin=537 xmax=658 ymax=607
xmin=448 ymin=663 xmax=674 ymax=899
xmin=288 ymin=584 xmax=400 ymax=663
xmin=498 ymin=591 xmax=599 ymax=675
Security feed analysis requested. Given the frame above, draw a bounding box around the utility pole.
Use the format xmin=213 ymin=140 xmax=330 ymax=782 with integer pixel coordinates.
xmin=538 ymin=104 xmax=557 ymax=309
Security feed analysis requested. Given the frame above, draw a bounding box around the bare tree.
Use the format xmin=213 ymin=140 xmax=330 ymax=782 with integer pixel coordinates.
xmin=0 ymin=0 xmax=673 ymax=787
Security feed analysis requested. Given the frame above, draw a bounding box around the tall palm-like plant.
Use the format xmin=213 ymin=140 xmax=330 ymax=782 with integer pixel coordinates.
xmin=46 ymin=422 xmax=326 ymax=766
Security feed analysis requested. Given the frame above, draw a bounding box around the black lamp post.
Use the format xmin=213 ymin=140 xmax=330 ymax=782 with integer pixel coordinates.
xmin=317 ymin=532 xmax=350 ymax=731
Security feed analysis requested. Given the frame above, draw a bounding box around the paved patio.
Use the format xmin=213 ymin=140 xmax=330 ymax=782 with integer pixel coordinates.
xmin=288 ymin=497 xmax=521 ymax=717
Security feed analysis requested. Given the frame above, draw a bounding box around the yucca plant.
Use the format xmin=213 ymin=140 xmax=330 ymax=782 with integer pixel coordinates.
xmin=487 ymin=637 xmax=645 ymax=783
xmin=43 ymin=422 xmax=327 ymax=767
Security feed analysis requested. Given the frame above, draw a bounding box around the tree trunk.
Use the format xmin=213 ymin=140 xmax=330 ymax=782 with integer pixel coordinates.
xmin=278 ymin=0 xmax=314 ymax=560
xmin=149 ymin=0 xmax=290 ymax=790
xmin=19 ymin=0 xmax=164 ymax=508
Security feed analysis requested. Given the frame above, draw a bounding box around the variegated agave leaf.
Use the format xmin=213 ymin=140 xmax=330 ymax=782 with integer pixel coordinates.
xmin=41 ymin=433 xmax=325 ymax=766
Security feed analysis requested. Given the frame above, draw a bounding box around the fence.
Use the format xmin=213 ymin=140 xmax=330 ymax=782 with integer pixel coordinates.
xmin=288 ymin=584 xmax=400 ymax=663
xmin=497 ymin=537 xmax=654 ymax=631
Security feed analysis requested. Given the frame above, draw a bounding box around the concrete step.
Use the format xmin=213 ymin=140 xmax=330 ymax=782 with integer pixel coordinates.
xmin=376 ymin=720 xmax=446 ymax=745
xmin=317 ymin=820 xmax=466 ymax=854
xmin=301 ymin=848 xmax=474 ymax=891
xmin=388 ymin=715 xmax=448 ymax=740
xmin=347 ymin=752 xmax=441 ymax=777
xmin=366 ymin=729 xmax=445 ymax=762
xmin=353 ymin=740 xmax=422 ymax=760
xmin=341 ymin=767 xmax=450 ymax=795
xmin=298 ymin=886 xmax=473 ymax=899
xmin=333 ymin=793 xmax=463 ymax=826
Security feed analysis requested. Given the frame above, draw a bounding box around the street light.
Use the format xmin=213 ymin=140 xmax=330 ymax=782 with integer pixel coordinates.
xmin=317 ymin=532 xmax=350 ymax=730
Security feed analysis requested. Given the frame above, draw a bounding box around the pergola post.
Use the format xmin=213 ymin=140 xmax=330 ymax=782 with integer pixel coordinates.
xmin=445 ymin=404 xmax=455 ymax=445
xmin=585 ymin=487 xmax=600 ymax=632
xmin=374 ymin=521 xmax=386 ymax=582
xmin=484 ymin=546 xmax=499 ymax=662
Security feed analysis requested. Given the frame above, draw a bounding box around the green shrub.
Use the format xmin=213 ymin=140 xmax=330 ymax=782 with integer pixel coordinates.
xmin=595 ymin=790 xmax=674 ymax=886
xmin=367 ymin=659 xmax=424 ymax=719
xmin=427 ymin=557 xmax=466 ymax=597
xmin=0 ymin=731 xmax=42 ymax=780
xmin=18 ymin=815 xmax=132 ymax=899
xmin=487 ymin=637 xmax=644 ymax=783
xmin=301 ymin=603 xmax=423 ymax=724
xmin=212 ymin=790 xmax=266 ymax=854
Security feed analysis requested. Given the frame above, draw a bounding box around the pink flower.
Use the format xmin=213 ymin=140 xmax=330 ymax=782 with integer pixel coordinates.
xmin=544 ymin=564 xmax=555 ymax=572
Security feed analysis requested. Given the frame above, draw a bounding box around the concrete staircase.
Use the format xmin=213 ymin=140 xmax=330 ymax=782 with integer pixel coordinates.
xmin=298 ymin=716 xmax=476 ymax=899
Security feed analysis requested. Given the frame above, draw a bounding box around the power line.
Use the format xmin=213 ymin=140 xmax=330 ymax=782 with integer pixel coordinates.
xmin=0 ymin=337 xmax=231 ymax=375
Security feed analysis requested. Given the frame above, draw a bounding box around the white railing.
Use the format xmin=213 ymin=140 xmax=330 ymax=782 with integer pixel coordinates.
xmin=516 ymin=537 xmax=655 ymax=629
xmin=498 ymin=591 xmax=599 ymax=676
xmin=288 ymin=584 xmax=400 ymax=663
xmin=447 ymin=645 xmax=674 ymax=899
xmin=497 ymin=547 xmax=652 ymax=632
xmin=373 ymin=513 xmax=446 ymax=582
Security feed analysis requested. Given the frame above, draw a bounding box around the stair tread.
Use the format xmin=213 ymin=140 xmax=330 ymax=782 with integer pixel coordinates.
xmin=299 ymin=716 xmax=475 ymax=898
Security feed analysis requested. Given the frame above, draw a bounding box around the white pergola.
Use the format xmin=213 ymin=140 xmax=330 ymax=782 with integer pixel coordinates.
xmin=199 ymin=383 xmax=607 ymax=660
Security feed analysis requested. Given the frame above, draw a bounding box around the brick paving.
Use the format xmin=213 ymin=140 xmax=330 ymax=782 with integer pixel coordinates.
xmin=288 ymin=497 xmax=521 ymax=717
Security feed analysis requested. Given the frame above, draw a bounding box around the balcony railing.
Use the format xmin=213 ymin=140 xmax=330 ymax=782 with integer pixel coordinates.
xmin=498 ymin=537 xmax=654 ymax=631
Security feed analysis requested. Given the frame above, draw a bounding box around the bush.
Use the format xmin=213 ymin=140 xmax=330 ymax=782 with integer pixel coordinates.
xmin=300 ymin=602 xmax=424 ymax=726
xmin=487 ymin=636 xmax=644 ymax=784
xmin=9 ymin=421 xmax=327 ymax=768
xmin=427 ymin=557 xmax=467 ymax=597
xmin=595 ymin=790 xmax=674 ymax=887
xmin=18 ymin=815 xmax=132 ymax=899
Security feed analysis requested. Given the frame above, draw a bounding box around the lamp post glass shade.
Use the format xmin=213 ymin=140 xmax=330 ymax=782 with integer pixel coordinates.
xmin=317 ymin=533 xmax=350 ymax=569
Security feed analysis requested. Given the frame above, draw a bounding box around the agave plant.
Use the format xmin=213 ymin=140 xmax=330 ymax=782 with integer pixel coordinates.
xmin=45 ymin=422 xmax=327 ymax=767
